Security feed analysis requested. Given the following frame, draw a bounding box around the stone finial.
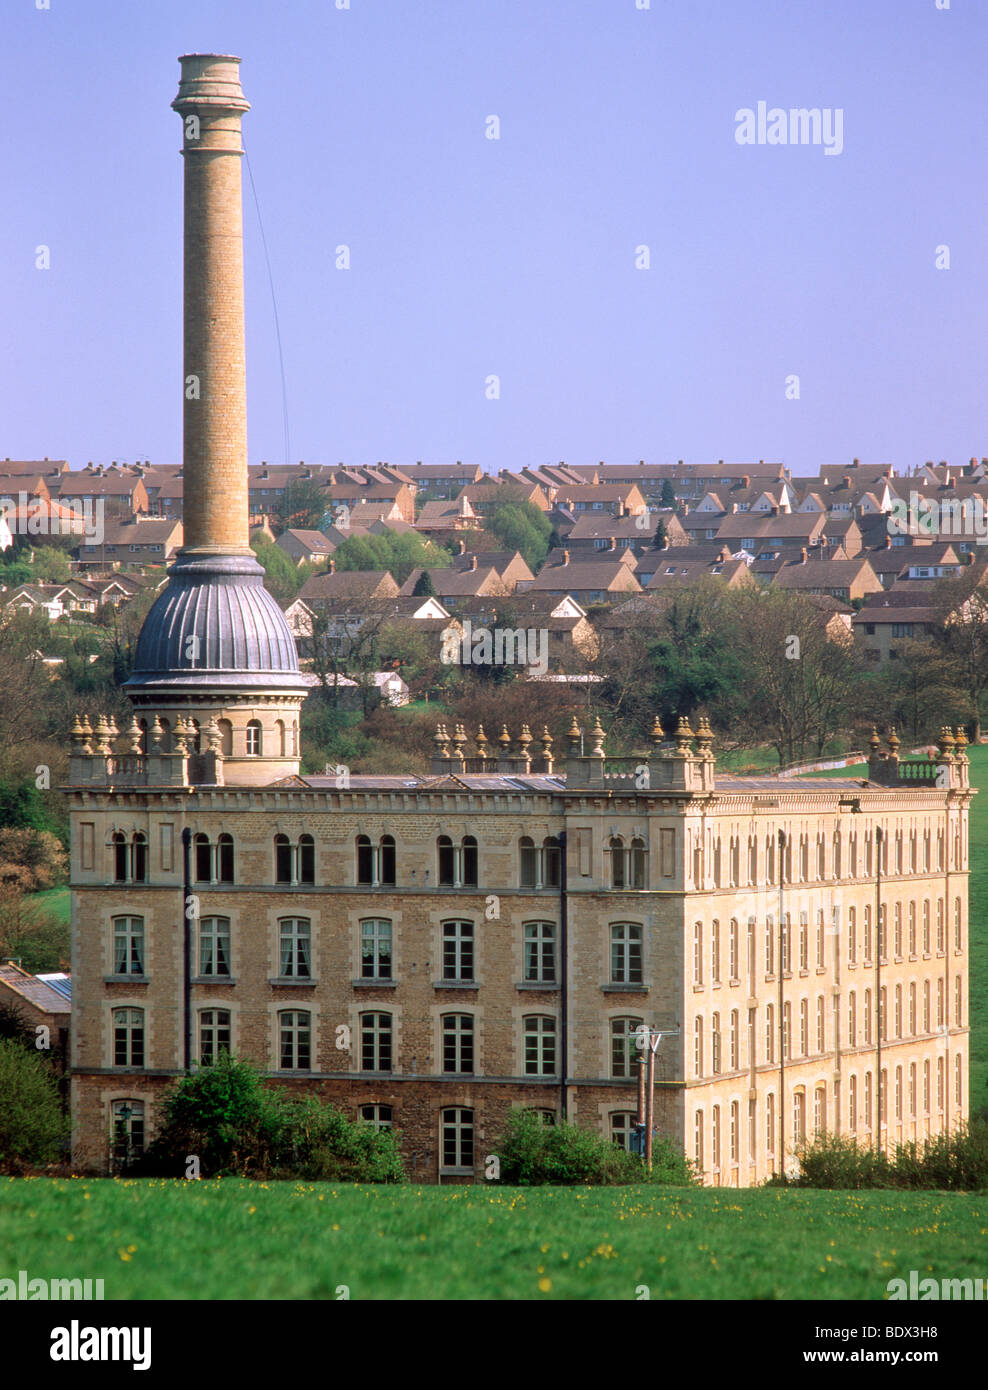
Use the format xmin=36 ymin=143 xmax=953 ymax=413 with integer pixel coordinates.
xmin=649 ymin=714 xmax=665 ymax=746
xmin=954 ymin=725 xmax=969 ymax=758
xmin=695 ymin=715 xmax=714 ymax=757
xmin=541 ymin=725 xmax=553 ymax=758
xmin=567 ymin=715 xmax=582 ymax=749
xmin=518 ymin=723 xmax=532 ymax=757
xmin=150 ymin=715 xmax=164 ymax=752
xmin=106 ymin=715 xmax=119 ymax=746
xmin=93 ymin=714 xmax=111 ymax=756
xmin=452 ymin=723 xmax=467 ymax=762
xmin=887 ymin=727 xmax=900 ymax=756
xmin=590 ymin=715 xmax=606 ymax=759
xmin=79 ymin=714 xmax=94 ymax=755
xmin=207 ymin=717 xmax=222 ymax=755
xmin=937 ymin=726 xmax=955 ymax=759
xmin=868 ymin=728 xmax=881 ymax=755
xmin=475 ymin=724 xmax=489 ymax=760
xmin=674 ymin=715 xmax=695 ymax=754
xmin=70 ymin=714 xmax=86 ymax=749
xmin=172 ymin=717 xmax=189 ymax=756
xmin=128 ymin=717 xmax=143 ymax=755
xmin=499 ymin=724 xmax=512 ymax=752
xmin=433 ymin=722 xmax=446 ymax=756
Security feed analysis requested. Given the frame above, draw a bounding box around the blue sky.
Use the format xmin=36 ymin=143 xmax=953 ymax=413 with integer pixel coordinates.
xmin=1 ymin=0 xmax=985 ymax=476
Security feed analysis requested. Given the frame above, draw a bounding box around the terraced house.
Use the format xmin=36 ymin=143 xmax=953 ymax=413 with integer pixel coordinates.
xmin=66 ymin=54 xmax=972 ymax=1182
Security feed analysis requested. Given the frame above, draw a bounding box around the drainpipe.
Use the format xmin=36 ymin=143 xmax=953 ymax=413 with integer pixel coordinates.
xmin=778 ymin=829 xmax=786 ymax=1174
xmin=875 ymin=825 xmax=883 ymax=1150
xmin=181 ymin=826 xmax=193 ymax=1073
xmin=559 ymin=831 xmax=568 ymax=1120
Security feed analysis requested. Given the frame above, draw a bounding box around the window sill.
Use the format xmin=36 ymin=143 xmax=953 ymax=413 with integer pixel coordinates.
xmin=515 ymin=981 xmax=560 ymax=991
xmin=268 ymin=977 xmax=318 ymax=987
xmin=104 ymin=975 xmax=148 ymax=984
xmin=601 ymin=983 xmax=648 ymax=993
xmin=433 ymin=981 xmax=479 ymax=990
xmin=192 ymin=975 xmax=236 ymax=985
xmin=439 ymin=1168 xmax=475 ymax=1177
xmin=353 ymin=978 xmax=397 ymax=988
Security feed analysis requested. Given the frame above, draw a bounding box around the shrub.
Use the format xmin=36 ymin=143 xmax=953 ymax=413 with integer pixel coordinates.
xmin=493 ymin=1108 xmax=696 ymax=1186
xmin=0 ymin=1038 xmax=69 ymax=1172
xmin=774 ymin=1122 xmax=988 ymax=1191
xmin=137 ymin=1053 xmax=405 ymax=1181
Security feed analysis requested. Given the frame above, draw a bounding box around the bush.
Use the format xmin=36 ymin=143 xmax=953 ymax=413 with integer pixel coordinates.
xmin=772 ymin=1122 xmax=988 ymax=1191
xmin=493 ymin=1108 xmax=697 ymax=1186
xmin=137 ymin=1053 xmax=404 ymax=1181
xmin=0 ymin=1038 xmax=69 ymax=1172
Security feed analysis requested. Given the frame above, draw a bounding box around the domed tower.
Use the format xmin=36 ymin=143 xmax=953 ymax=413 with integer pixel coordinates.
xmin=124 ymin=55 xmax=308 ymax=784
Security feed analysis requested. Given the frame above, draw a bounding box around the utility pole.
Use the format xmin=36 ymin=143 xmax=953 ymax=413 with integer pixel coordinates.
xmin=631 ymin=1026 xmax=681 ymax=1170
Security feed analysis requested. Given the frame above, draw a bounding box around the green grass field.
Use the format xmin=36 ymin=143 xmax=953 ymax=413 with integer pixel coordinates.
xmin=27 ymin=886 xmax=71 ymax=926
xmin=1 ymin=1178 xmax=984 ymax=1300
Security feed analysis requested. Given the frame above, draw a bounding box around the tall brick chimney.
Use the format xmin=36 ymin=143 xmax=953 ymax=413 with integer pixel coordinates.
xmin=172 ymin=55 xmax=251 ymax=555
xmin=124 ymin=56 xmax=309 ymax=782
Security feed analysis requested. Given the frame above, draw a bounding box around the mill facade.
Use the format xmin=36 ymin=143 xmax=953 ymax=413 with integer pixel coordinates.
xmin=66 ymin=56 xmax=971 ymax=1181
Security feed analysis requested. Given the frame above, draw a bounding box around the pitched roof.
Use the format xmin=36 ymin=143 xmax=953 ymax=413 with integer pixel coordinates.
xmin=298 ymin=569 xmax=401 ymax=604
xmin=0 ymin=961 xmax=71 ymax=1013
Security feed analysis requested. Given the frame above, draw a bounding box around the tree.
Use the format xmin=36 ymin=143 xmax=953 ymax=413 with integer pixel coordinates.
xmin=484 ymin=499 xmax=553 ymax=571
xmin=728 ymin=587 xmax=863 ymax=765
xmin=32 ymin=546 xmax=73 ymax=583
xmin=250 ymin=537 xmax=306 ymax=608
xmin=331 ymin=531 xmax=450 ymax=587
xmin=651 ymin=518 xmax=668 ymax=550
xmin=0 ymin=1039 xmax=69 ymax=1172
xmin=927 ymin=572 xmax=988 ymax=741
xmin=412 ymin=568 xmax=436 ymax=597
xmin=274 ymin=476 xmax=331 ymax=532
xmin=660 ymin=479 xmax=678 ymax=508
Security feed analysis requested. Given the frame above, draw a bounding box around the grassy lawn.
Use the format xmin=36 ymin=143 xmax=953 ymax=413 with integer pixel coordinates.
xmin=0 ymin=1178 xmax=984 ymax=1300
xmin=808 ymin=746 xmax=988 ymax=1117
xmin=26 ymin=886 xmax=71 ymax=926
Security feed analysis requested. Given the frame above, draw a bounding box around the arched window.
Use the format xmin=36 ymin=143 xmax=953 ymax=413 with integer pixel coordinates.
xmin=279 ymin=1010 xmax=311 ymax=1070
xmin=612 ymin=836 xmax=645 ymax=889
xmin=360 ymin=1012 xmax=393 ymax=1072
xmin=246 ymin=720 xmax=262 ymax=756
xmin=438 ymin=835 xmax=478 ymax=888
xmin=113 ymin=1008 xmax=144 ymax=1068
xmin=112 ymin=831 xmax=146 ymax=884
xmin=356 ymin=834 xmax=396 ymax=887
xmin=849 ymin=1075 xmax=857 ymax=1132
xmin=113 ymin=916 xmax=145 ymax=977
xmin=520 ymin=836 xmax=560 ymax=889
xmin=523 ymin=1015 xmax=556 ymax=1075
xmin=158 ymin=716 xmax=171 ymax=753
xmin=111 ymin=1100 xmax=145 ymax=1169
xmin=279 ymin=917 xmax=312 ymax=979
xmin=441 ymin=1013 xmax=474 ymax=1074
xmin=441 ymin=1107 xmax=474 ymax=1171
xmin=198 ymin=916 xmax=231 ymax=978
xmin=275 ymin=719 xmax=286 ymax=756
xmin=187 ymin=718 xmax=201 ymax=754
xmin=523 ymin=922 xmax=556 ymax=984
xmin=610 ymin=922 xmax=642 ymax=985
xmin=194 ymin=833 xmax=234 ymax=885
xmin=199 ymin=1009 xmax=231 ymax=1065
xmin=612 ymin=1016 xmax=643 ymax=1079
xmin=275 ymin=833 xmax=315 ymax=886
xmin=360 ymin=919 xmax=392 ymax=980
xmin=218 ymin=719 xmax=233 ymax=757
